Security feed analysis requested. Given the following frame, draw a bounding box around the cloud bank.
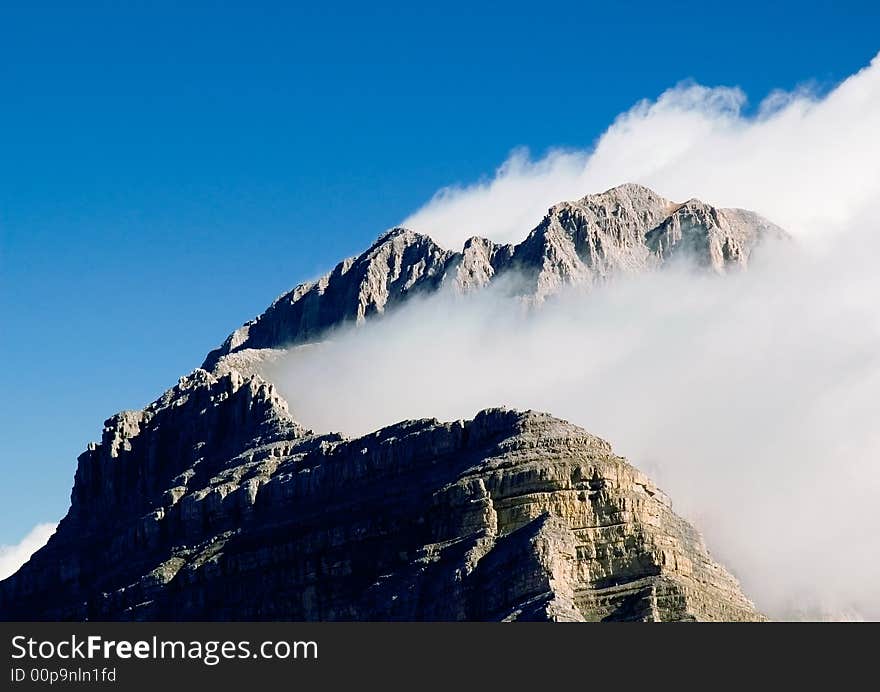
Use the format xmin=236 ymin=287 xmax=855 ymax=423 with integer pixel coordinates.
xmin=266 ymin=52 xmax=880 ymax=620
xmin=270 ymin=224 xmax=880 ymax=621
xmin=0 ymin=523 xmax=56 ymax=581
xmin=403 ymin=52 xmax=880 ymax=249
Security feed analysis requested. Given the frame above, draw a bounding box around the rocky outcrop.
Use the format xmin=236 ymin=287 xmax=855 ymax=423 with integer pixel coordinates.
xmin=445 ymin=236 xmax=515 ymax=292
xmin=202 ymin=229 xmax=455 ymax=369
xmin=203 ymin=184 xmax=786 ymax=366
xmin=645 ymin=201 xmax=784 ymax=271
xmin=509 ymin=183 xmax=671 ymax=300
xmin=0 ymin=371 xmax=762 ymax=621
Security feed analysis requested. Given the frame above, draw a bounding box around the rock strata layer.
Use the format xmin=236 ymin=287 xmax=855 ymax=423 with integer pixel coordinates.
xmin=0 ymin=368 xmax=761 ymax=621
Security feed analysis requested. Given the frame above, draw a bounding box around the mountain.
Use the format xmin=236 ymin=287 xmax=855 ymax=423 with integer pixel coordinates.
xmin=0 ymin=370 xmax=762 ymax=621
xmin=0 ymin=184 xmax=780 ymax=621
xmin=203 ymin=183 xmax=786 ymax=368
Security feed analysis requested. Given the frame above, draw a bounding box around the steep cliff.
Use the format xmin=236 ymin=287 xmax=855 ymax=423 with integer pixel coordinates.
xmin=0 ymin=368 xmax=761 ymax=621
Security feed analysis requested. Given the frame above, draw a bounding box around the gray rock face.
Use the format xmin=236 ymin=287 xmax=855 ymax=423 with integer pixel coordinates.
xmin=0 ymin=369 xmax=761 ymax=621
xmin=0 ymin=183 xmax=779 ymax=621
xmin=203 ymin=229 xmax=455 ymax=369
xmin=510 ymin=183 xmax=672 ymax=300
xmin=645 ymin=201 xmax=784 ymax=271
xmin=203 ymin=184 xmax=786 ymax=367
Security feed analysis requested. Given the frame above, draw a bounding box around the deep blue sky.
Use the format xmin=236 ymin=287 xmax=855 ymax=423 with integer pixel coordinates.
xmin=1 ymin=1 xmax=878 ymax=544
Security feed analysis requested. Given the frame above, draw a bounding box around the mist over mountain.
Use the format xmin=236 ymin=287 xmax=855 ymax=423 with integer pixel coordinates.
xmin=403 ymin=52 xmax=880 ymax=251
xmin=262 ymin=197 xmax=880 ymax=621
xmin=0 ymin=184 xmax=785 ymax=622
xmin=4 ymin=0 xmax=880 ymax=638
xmin=204 ymin=183 xmax=785 ymax=369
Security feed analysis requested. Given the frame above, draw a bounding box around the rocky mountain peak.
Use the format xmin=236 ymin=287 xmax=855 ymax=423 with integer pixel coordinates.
xmin=510 ymin=184 xmax=785 ymax=300
xmin=571 ymin=181 xmax=673 ymax=213
xmin=1 ymin=398 xmax=763 ymax=621
xmin=201 ymin=226 xmax=454 ymax=369
xmin=0 ymin=183 xmax=785 ymax=621
xmin=202 ymin=184 xmax=785 ymax=367
xmin=364 ymin=226 xmax=444 ymax=262
xmin=68 ymin=368 xmax=304 ymax=533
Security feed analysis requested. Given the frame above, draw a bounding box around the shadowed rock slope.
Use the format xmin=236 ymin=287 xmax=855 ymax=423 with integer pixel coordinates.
xmin=0 ymin=368 xmax=762 ymax=621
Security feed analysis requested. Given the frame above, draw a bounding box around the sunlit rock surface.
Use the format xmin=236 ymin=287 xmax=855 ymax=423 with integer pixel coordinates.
xmin=0 ymin=372 xmax=761 ymax=621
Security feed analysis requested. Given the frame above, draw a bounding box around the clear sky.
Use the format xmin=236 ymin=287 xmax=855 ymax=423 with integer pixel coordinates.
xmin=1 ymin=1 xmax=878 ymax=545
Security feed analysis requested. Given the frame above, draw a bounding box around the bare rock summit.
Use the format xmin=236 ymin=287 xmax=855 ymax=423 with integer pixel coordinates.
xmin=203 ymin=183 xmax=785 ymax=368
xmin=0 ymin=371 xmax=762 ymax=621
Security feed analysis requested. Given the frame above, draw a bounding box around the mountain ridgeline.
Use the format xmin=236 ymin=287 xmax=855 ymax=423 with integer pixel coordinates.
xmin=0 ymin=184 xmax=783 ymax=621
xmin=202 ymin=183 xmax=785 ymax=369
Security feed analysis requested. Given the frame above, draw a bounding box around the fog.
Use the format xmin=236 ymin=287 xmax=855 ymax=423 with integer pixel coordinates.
xmin=0 ymin=523 xmax=56 ymax=581
xmin=267 ymin=52 xmax=880 ymax=620
xmin=403 ymin=53 xmax=880 ymax=249
xmin=267 ymin=225 xmax=880 ymax=620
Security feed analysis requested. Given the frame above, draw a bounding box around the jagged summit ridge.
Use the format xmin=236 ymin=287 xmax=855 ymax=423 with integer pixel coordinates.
xmin=203 ymin=183 xmax=786 ymax=368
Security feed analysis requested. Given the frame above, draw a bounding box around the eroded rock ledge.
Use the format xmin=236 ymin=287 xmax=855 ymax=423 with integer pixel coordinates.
xmin=0 ymin=368 xmax=762 ymax=621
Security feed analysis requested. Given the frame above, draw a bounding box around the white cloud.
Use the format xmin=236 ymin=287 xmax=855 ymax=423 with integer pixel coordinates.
xmin=402 ymin=53 xmax=880 ymax=250
xmin=268 ymin=223 xmax=880 ymax=621
xmin=0 ymin=523 xmax=56 ymax=581
xmin=265 ymin=52 xmax=880 ymax=620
